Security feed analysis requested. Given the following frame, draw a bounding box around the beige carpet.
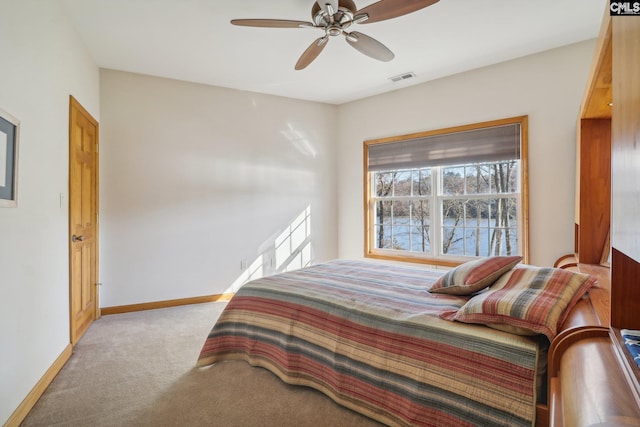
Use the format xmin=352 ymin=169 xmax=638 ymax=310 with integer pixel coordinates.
xmin=21 ymin=302 xmax=383 ymax=427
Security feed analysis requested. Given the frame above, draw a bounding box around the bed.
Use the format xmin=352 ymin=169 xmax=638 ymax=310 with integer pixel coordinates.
xmin=197 ymin=258 xmax=596 ymax=427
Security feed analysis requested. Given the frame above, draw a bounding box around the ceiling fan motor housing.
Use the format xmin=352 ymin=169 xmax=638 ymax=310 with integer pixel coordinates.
xmin=313 ymin=1 xmax=359 ymax=37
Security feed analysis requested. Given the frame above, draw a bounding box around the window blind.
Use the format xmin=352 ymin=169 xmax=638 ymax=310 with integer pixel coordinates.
xmin=367 ymin=123 xmax=521 ymax=171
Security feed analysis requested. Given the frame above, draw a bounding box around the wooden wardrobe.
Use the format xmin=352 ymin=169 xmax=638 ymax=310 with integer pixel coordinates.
xmin=547 ymin=9 xmax=640 ymax=427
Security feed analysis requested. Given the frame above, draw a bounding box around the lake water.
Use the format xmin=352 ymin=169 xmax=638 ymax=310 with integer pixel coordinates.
xmin=375 ymin=217 xmax=518 ymax=257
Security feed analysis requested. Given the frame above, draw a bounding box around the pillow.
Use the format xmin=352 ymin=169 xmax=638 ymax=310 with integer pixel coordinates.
xmin=428 ymin=256 xmax=522 ymax=295
xmin=440 ymin=266 xmax=597 ymax=340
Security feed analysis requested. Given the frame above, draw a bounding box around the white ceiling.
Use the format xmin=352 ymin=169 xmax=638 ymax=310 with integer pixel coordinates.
xmin=59 ymin=0 xmax=607 ymax=105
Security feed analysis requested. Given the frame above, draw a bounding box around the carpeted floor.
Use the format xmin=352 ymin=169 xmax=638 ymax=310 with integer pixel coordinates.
xmin=21 ymin=302 xmax=383 ymax=427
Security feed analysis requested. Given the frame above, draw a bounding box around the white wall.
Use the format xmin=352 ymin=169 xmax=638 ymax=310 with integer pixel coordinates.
xmin=0 ymin=0 xmax=100 ymax=424
xmin=99 ymin=70 xmax=338 ymax=307
xmin=336 ymin=40 xmax=596 ymax=267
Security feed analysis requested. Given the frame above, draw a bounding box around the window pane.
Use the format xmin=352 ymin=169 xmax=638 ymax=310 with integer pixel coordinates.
xmin=413 ymin=168 xmax=432 ymax=196
xmin=442 ymin=226 xmax=464 ymax=255
xmin=392 ymin=200 xmax=410 ymax=220
xmin=393 ymin=171 xmax=412 ymax=197
xmin=392 ymin=225 xmax=410 ymax=250
xmin=465 ymin=200 xmax=491 ymax=256
xmin=487 ymin=227 xmax=519 ymax=256
xmin=487 ymin=197 xmax=518 ymax=255
xmin=464 ymin=166 xmax=476 ymax=194
xmin=489 ymin=198 xmax=517 ymax=224
xmin=375 ymin=172 xmax=394 ymax=197
xmin=507 ymin=162 xmax=519 ymax=192
xmin=465 ymin=164 xmax=491 ymax=194
xmin=375 ymin=225 xmax=393 ymax=249
xmin=442 ymin=167 xmax=465 ymax=195
xmin=490 ymin=162 xmax=518 ymax=193
xmin=410 ymin=199 xmax=430 ymax=253
xmin=442 ymin=199 xmax=465 ymax=254
xmin=464 ymin=199 xmax=487 ymax=227
xmin=411 ymin=227 xmax=430 ymax=252
xmin=373 ymin=200 xmax=393 ymax=228
xmin=442 ymin=199 xmax=465 ymax=223
xmin=410 ymin=200 xmax=430 ymax=225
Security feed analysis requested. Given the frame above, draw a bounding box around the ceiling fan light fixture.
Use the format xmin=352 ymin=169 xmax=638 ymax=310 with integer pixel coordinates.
xmin=325 ymin=24 xmax=341 ymax=36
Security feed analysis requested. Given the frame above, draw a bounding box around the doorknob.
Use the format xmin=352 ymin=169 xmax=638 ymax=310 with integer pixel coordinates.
xmin=72 ymin=234 xmax=84 ymax=242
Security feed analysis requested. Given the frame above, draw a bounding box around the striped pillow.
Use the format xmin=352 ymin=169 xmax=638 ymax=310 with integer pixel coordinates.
xmin=428 ymin=256 xmax=522 ymax=295
xmin=441 ymin=266 xmax=597 ymax=340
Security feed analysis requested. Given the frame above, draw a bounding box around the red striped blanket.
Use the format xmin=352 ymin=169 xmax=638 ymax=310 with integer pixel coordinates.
xmin=197 ymin=260 xmax=543 ymax=426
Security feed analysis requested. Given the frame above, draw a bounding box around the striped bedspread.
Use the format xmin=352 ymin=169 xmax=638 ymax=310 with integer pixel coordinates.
xmin=197 ymin=260 xmax=543 ymax=426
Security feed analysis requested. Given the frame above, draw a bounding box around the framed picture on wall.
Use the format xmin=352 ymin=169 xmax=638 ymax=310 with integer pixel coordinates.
xmin=0 ymin=107 xmax=20 ymax=208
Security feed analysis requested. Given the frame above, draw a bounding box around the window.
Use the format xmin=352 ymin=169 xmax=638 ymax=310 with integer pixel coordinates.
xmin=364 ymin=117 xmax=528 ymax=267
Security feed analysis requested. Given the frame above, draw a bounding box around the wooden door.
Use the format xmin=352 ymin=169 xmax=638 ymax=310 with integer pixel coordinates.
xmin=69 ymin=96 xmax=99 ymax=344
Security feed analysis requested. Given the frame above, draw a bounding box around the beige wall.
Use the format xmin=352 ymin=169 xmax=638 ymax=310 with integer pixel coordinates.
xmin=0 ymin=1 xmax=100 ymax=423
xmin=337 ymin=40 xmax=597 ymax=267
xmin=99 ymin=70 xmax=339 ymax=307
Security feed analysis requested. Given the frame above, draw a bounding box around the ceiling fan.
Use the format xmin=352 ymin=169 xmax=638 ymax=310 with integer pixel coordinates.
xmin=231 ymin=0 xmax=439 ymax=70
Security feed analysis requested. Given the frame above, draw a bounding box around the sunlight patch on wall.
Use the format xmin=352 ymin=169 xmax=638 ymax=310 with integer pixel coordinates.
xmin=223 ymin=206 xmax=313 ymax=294
xmin=281 ymin=122 xmax=317 ymax=158
xmin=276 ymin=206 xmax=312 ymax=271
xmin=226 ymin=255 xmax=264 ymax=293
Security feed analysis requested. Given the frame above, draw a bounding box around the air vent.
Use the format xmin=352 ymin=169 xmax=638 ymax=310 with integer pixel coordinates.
xmin=389 ymin=72 xmax=416 ymax=83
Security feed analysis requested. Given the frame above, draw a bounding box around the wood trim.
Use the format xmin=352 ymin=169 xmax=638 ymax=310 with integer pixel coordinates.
xmin=520 ymin=115 xmax=530 ymax=264
xmin=3 ymin=344 xmax=73 ymax=427
xmin=580 ymin=11 xmax=612 ymax=119
xmin=363 ymin=140 xmax=371 ymax=261
xmin=100 ymin=293 xmax=234 ymax=315
xmin=364 ymin=252 xmax=462 ymax=268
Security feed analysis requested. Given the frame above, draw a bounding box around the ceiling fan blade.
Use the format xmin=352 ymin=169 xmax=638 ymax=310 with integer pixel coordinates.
xmin=231 ymin=19 xmax=314 ymax=28
xmin=345 ymin=31 xmax=394 ymax=62
xmin=356 ymin=0 xmax=439 ymax=24
xmin=316 ymin=0 xmax=339 ymax=16
xmin=295 ymin=36 xmax=329 ymax=70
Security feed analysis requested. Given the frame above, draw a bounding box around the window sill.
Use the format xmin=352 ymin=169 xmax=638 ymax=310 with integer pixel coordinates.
xmin=364 ymin=251 xmax=472 ymax=268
